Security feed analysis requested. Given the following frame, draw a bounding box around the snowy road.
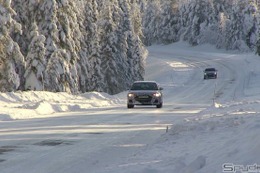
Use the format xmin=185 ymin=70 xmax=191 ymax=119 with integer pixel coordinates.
xmin=0 ymin=106 xmax=199 ymax=173
xmin=1 ymin=42 xmax=260 ymax=173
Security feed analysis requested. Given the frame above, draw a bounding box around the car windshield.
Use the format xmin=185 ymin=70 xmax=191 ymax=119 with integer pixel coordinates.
xmin=130 ymin=82 xmax=158 ymax=90
xmin=205 ymin=68 xmax=216 ymax=72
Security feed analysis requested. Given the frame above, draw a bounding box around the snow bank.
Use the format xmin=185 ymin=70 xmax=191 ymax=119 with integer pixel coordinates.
xmin=0 ymin=91 xmax=124 ymax=120
xmin=143 ymin=99 xmax=260 ymax=173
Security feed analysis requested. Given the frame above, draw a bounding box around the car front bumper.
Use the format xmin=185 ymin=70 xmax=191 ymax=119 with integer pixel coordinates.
xmin=204 ymin=74 xmax=217 ymax=79
xmin=127 ymin=96 xmax=162 ymax=105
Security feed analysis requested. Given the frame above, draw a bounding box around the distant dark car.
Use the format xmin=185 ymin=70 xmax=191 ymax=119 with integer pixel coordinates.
xmin=204 ymin=68 xmax=217 ymax=79
xmin=127 ymin=81 xmax=163 ymax=108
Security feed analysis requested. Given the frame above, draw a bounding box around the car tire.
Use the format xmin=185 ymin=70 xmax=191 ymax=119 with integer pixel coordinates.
xmin=156 ymin=103 xmax=162 ymax=108
xmin=127 ymin=104 xmax=134 ymax=108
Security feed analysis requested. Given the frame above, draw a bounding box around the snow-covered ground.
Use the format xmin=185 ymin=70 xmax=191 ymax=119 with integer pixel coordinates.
xmin=1 ymin=42 xmax=260 ymax=173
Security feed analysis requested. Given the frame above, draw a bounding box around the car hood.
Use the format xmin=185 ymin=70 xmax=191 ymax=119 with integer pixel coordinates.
xmin=205 ymin=71 xmax=216 ymax=73
xmin=128 ymin=90 xmax=159 ymax=95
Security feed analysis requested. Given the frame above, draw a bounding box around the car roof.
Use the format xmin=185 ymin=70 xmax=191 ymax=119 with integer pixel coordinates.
xmin=205 ymin=68 xmax=216 ymax=71
xmin=130 ymin=81 xmax=159 ymax=90
xmin=133 ymin=81 xmax=158 ymax=84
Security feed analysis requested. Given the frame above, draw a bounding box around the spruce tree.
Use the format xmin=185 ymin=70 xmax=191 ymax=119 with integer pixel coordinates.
xmin=24 ymin=23 xmax=46 ymax=91
xmin=142 ymin=0 xmax=161 ymax=45
xmin=38 ymin=0 xmax=59 ymax=58
xmin=159 ymin=0 xmax=180 ymax=44
xmin=242 ymin=0 xmax=258 ymax=50
xmin=255 ymin=1 xmax=260 ymax=55
xmin=82 ymin=0 xmax=102 ymax=92
xmin=0 ymin=0 xmax=25 ymax=92
xmin=99 ymin=1 xmax=119 ymax=94
xmin=45 ymin=49 xmax=77 ymax=93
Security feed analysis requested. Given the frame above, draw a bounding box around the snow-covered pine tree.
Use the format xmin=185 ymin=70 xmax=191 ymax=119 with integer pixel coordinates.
xmin=11 ymin=0 xmax=41 ymax=56
xmin=56 ymin=0 xmax=82 ymax=60
xmin=208 ymin=0 xmax=227 ymax=49
xmin=158 ymin=0 xmax=180 ymax=44
xmin=24 ymin=23 xmax=46 ymax=91
xmin=0 ymin=0 xmax=25 ymax=92
xmin=196 ymin=0 xmax=219 ymax=45
xmin=80 ymin=0 xmax=102 ymax=92
xmin=10 ymin=0 xmax=28 ymax=55
xmin=182 ymin=0 xmax=213 ymax=45
xmin=10 ymin=0 xmax=149 ymax=94
xmin=127 ymin=34 xmax=146 ymax=82
xmin=129 ymin=1 xmax=144 ymax=41
xmin=118 ymin=0 xmax=135 ymax=87
xmin=10 ymin=0 xmax=260 ymax=93
xmin=178 ymin=0 xmax=189 ymax=40
xmin=84 ymin=0 xmax=99 ymax=47
xmin=13 ymin=0 xmax=81 ymax=93
xmin=255 ymin=1 xmax=260 ymax=55
xmin=34 ymin=0 xmax=81 ymax=93
xmin=99 ymin=0 xmax=120 ymax=94
xmin=127 ymin=1 xmax=146 ymax=82
xmin=55 ymin=0 xmax=81 ymax=92
xmin=119 ymin=0 xmax=146 ymax=86
xmin=215 ymin=11 xmax=228 ymax=49
xmin=142 ymin=0 xmax=161 ymax=45
xmin=38 ymin=0 xmax=59 ymax=58
xmin=45 ymin=49 xmax=77 ymax=93
xmin=242 ymin=0 xmax=258 ymax=50
xmin=110 ymin=0 xmax=130 ymax=91
xmin=225 ymin=0 xmax=248 ymax=51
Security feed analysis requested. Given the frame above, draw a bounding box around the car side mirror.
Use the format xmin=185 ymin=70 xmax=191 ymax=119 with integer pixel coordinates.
xmin=159 ymin=87 xmax=163 ymax=90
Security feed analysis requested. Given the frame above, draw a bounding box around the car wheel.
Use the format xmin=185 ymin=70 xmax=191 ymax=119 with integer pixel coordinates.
xmin=127 ymin=104 xmax=134 ymax=108
xmin=156 ymin=103 xmax=162 ymax=108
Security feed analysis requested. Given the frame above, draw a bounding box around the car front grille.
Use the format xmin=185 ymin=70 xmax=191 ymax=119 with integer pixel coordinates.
xmin=206 ymin=74 xmax=215 ymax=77
xmin=135 ymin=95 xmax=152 ymax=103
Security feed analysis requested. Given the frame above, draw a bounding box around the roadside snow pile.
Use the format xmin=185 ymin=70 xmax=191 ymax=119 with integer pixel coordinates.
xmin=119 ymin=91 xmax=260 ymax=173
xmin=142 ymin=100 xmax=260 ymax=173
xmin=171 ymin=116 xmax=245 ymax=136
xmin=168 ymin=115 xmax=260 ymax=172
xmin=0 ymin=91 xmax=124 ymax=120
xmin=194 ymin=100 xmax=260 ymax=121
xmin=130 ymin=107 xmax=260 ymax=172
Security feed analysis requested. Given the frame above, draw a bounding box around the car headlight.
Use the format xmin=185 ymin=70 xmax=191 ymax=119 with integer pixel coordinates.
xmin=153 ymin=92 xmax=161 ymax=97
xmin=128 ymin=93 xmax=135 ymax=98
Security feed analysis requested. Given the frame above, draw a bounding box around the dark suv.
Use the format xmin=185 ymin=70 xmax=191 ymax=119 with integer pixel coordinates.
xmin=127 ymin=81 xmax=163 ymax=108
xmin=204 ymin=68 xmax=217 ymax=79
